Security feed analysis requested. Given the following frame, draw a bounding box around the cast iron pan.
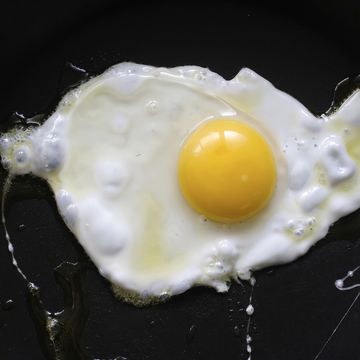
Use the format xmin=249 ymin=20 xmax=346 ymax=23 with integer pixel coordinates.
xmin=1 ymin=1 xmax=360 ymax=359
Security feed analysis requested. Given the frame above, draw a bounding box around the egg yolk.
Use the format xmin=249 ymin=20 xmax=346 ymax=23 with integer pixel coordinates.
xmin=178 ymin=119 xmax=276 ymax=223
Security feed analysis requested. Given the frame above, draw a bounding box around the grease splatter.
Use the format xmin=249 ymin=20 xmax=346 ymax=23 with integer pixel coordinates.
xmin=313 ymin=266 xmax=360 ymax=360
xmin=245 ymin=276 xmax=256 ymax=360
xmin=1 ymin=175 xmax=28 ymax=282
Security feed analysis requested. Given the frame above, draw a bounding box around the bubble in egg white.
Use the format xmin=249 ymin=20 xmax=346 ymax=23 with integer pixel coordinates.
xmin=288 ymin=161 xmax=311 ymax=190
xmin=0 ymin=136 xmax=11 ymax=152
xmin=111 ymin=115 xmax=130 ymax=134
xmin=299 ymin=186 xmax=329 ymax=213
xmin=55 ymin=190 xmax=79 ymax=230
xmin=79 ymin=197 xmax=131 ymax=255
xmin=146 ymin=100 xmax=160 ymax=114
xmin=94 ymin=160 xmax=130 ymax=198
xmin=109 ymin=74 xmax=144 ymax=95
xmin=320 ymin=138 xmax=356 ymax=184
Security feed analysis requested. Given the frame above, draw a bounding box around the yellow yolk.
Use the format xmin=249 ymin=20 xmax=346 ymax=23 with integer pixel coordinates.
xmin=178 ymin=119 xmax=276 ymax=223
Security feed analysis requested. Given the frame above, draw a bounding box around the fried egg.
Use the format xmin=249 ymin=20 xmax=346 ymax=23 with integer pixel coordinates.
xmin=1 ymin=63 xmax=360 ymax=303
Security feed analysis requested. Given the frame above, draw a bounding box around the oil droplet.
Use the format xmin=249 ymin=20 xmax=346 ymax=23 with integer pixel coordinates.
xmin=246 ymin=304 xmax=254 ymax=316
xmin=26 ymin=262 xmax=89 ymax=359
xmin=335 ymin=265 xmax=360 ymax=291
xmin=266 ymin=269 xmax=275 ymax=276
xmin=59 ymin=62 xmax=90 ymax=95
xmin=234 ymin=325 xmax=241 ymax=337
xmin=326 ymin=74 xmax=360 ymax=115
xmin=335 ymin=279 xmax=344 ymax=289
xmin=244 ymin=274 xmax=256 ymax=359
xmin=2 ymin=175 xmax=28 ymax=282
xmin=186 ymin=324 xmax=197 ymax=344
xmin=1 ymin=299 xmax=14 ymax=311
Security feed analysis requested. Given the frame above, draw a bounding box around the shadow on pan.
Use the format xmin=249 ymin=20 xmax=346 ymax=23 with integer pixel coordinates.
xmin=0 ymin=1 xmax=360 ymax=359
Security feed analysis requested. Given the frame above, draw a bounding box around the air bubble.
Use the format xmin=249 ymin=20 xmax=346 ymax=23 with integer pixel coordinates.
xmin=294 ymin=228 xmax=304 ymax=237
xmin=146 ymin=100 xmax=160 ymax=114
xmin=0 ymin=137 xmax=11 ymax=151
xmin=194 ymin=71 xmax=207 ymax=81
xmin=287 ymin=220 xmax=295 ymax=229
xmin=307 ymin=217 xmax=316 ymax=226
xmin=15 ymin=149 xmax=28 ymax=164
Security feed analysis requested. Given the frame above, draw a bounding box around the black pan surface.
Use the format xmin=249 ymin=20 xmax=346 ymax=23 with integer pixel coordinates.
xmin=1 ymin=1 xmax=360 ymax=359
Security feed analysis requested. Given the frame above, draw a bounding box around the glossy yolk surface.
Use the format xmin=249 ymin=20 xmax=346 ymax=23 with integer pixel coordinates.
xmin=178 ymin=119 xmax=276 ymax=223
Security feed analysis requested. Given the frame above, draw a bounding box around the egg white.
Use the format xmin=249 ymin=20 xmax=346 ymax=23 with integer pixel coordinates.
xmin=2 ymin=63 xmax=360 ymax=302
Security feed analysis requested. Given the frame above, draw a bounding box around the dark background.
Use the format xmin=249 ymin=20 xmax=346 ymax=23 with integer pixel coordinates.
xmin=1 ymin=1 xmax=360 ymax=359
